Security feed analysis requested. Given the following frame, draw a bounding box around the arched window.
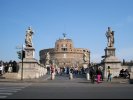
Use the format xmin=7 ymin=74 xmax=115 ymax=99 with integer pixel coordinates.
xmin=61 ymin=44 xmax=67 ymax=51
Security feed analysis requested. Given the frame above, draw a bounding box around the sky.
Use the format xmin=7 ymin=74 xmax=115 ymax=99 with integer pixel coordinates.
xmin=0 ymin=0 xmax=133 ymax=63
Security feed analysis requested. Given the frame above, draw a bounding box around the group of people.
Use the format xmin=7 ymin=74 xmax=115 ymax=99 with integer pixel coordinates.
xmin=47 ymin=65 xmax=87 ymax=76
xmin=89 ymin=66 xmax=104 ymax=84
xmin=0 ymin=60 xmax=19 ymax=76
xmin=47 ymin=63 xmax=131 ymax=83
xmin=47 ymin=64 xmax=113 ymax=84
xmin=89 ymin=65 xmax=113 ymax=83
xmin=119 ymin=69 xmax=130 ymax=79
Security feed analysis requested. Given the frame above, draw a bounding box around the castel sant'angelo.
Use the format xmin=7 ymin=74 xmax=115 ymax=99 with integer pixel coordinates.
xmin=39 ymin=34 xmax=90 ymax=68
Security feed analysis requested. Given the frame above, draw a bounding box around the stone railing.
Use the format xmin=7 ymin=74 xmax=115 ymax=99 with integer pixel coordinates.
xmin=3 ymin=61 xmax=47 ymax=80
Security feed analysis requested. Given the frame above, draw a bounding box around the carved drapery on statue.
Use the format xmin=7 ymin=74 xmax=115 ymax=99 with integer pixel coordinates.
xmin=105 ymin=27 xmax=114 ymax=47
xmin=25 ymin=27 xmax=34 ymax=47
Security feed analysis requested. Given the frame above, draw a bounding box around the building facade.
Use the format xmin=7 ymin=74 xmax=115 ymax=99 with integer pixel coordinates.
xmin=39 ymin=35 xmax=90 ymax=68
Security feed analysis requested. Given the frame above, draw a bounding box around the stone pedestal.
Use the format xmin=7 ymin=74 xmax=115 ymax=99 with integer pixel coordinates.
xmin=18 ymin=47 xmax=47 ymax=79
xmin=19 ymin=61 xmax=41 ymax=79
xmin=102 ymin=47 xmax=121 ymax=78
xmin=105 ymin=47 xmax=115 ymax=57
xmin=69 ymin=73 xmax=73 ymax=80
xmin=25 ymin=47 xmax=35 ymax=59
xmin=86 ymin=73 xmax=90 ymax=80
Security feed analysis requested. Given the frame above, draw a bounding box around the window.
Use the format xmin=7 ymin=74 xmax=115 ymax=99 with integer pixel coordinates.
xmin=61 ymin=44 xmax=67 ymax=51
xmin=62 ymin=48 xmax=67 ymax=51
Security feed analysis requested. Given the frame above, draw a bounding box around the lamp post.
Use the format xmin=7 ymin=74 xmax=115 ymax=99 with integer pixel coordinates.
xmin=21 ymin=44 xmax=24 ymax=81
xmin=16 ymin=44 xmax=25 ymax=81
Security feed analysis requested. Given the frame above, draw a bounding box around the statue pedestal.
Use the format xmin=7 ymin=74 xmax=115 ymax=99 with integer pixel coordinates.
xmin=25 ymin=47 xmax=35 ymax=59
xmin=102 ymin=47 xmax=121 ymax=78
xmin=22 ymin=47 xmax=38 ymax=67
xmin=105 ymin=47 xmax=115 ymax=57
xmin=18 ymin=47 xmax=47 ymax=79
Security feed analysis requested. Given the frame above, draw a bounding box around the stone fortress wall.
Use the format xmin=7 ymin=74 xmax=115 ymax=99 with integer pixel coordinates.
xmin=40 ymin=36 xmax=90 ymax=67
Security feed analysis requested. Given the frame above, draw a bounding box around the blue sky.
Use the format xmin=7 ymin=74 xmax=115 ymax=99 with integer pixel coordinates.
xmin=0 ymin=0 xmax=133 ymax=63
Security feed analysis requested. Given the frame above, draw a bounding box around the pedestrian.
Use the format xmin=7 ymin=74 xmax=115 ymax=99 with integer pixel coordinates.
xmin=99 ymin=66 xmax=104 ymax=81
xmin=107 ymin=66 xmax=112 ymax=82
xmin=89 ymin=66 xmax=96 ymax=84
xmin=0 ymin=63 xmax=4 ymax=76
xmin=96 ymin=67 xmax=102 ymax=83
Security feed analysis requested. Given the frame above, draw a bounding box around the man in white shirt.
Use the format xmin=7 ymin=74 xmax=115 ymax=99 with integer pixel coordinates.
xmin=0 ymin=63 xmax=4 ymax=76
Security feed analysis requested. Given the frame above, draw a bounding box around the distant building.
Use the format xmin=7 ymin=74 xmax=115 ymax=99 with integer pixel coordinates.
xmin=39 ymin=34 xmax=90 ymax=68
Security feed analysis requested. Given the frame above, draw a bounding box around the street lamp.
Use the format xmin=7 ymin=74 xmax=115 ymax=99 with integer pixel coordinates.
xmin=16 ymin=44 xmax=25 ymax=80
